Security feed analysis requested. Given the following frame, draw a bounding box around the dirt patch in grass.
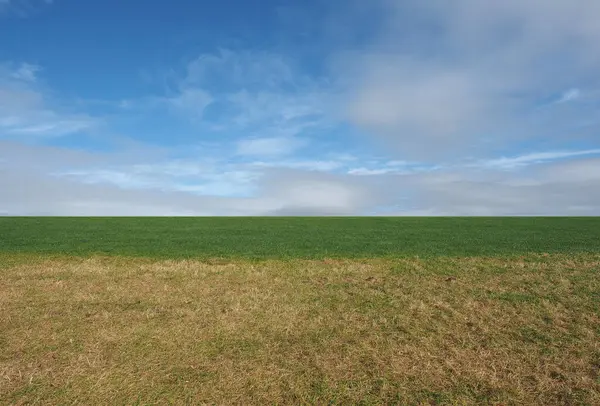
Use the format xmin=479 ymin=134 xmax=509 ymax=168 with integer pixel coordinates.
xmin=1 ymin=254 xmax=599 ymax=405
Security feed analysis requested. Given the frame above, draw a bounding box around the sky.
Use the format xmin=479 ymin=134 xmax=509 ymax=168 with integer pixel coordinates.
xmin=1 ymin=0 xmax=600 ymax=216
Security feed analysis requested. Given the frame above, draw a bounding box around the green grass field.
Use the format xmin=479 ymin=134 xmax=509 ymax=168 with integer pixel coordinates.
xmin=1 ymin=217 xmax=600 ymax=258
xmin=1 ymin=217 xmax=599 ymax=405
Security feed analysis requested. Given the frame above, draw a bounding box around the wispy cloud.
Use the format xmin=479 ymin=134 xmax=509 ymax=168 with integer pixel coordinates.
xmin=474 ymin=149 xmax=600 ymax=170
xmin=0 ymin=0 xmax=53 ymax=16
xmin=9 ymin=63 xmax=40 ymax=82
xmin=158 ymin=49 xmax=334 ymax=148
xmin=347 ymin=161 xmax=438 ymax=176
xmin=556 ymin=88 xmax=581 ymax=104
xmin=166 ymin=88 xmax=213 ymax=121
xmin=0 ymin=141 xmax=379 ymax=215
xmin=6 ymin=119 xmax=92 ymax=136
xmin=3 ymin=140 xmax=600 ymax=216
xmin=236 ymin=136 xmax=307 ymax=157
xmin=183 ymin=49 xmax=297 ymax=91
xmin=2 ymin=1 xmax=600 ymax=216
xmin=347 ymin=168 xmax=395 ymax=176
xmin=340 ymin=0 xmax=600 ymax=160
xmin=0 ymin=63 xmax=96 ymax=138
xmin=249 ymin=159 xmax=343 ymax=172
xmin=393 ymin=158 xmax=600 ymax=216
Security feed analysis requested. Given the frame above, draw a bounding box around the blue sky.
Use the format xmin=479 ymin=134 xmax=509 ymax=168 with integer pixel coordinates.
xmin=1 ymin=0 xmax=600 ymax=215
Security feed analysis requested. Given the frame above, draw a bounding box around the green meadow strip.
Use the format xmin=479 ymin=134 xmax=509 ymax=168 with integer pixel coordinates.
xmin=1 ymin=217 xmax=599 ymax=259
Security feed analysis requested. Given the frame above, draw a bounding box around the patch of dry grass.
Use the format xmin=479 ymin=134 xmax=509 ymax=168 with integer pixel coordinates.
xmin=1 ymin=254 xmax=599 ymax=405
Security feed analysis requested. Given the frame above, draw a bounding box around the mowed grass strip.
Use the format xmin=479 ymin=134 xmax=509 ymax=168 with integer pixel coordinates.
xmin=1 ymin=217 xmax=600 ymax=258
xmin=1 ymin=254 xmax=598 ymax=405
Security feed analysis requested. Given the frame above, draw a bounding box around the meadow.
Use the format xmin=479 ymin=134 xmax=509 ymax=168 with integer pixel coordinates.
xmin=1 ymin=217 xmax=600 ymax=258
xmin=1 ymin=218 xmax=599 ymax=405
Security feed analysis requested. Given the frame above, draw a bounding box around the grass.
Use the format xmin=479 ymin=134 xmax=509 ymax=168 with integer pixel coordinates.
xmin=1 ymin=217 xmax=600 ymax=258
xmin=1 ymin=217 xmax=599 ymax=404
xmin=1 ymin=254 xmax=599 ymax=405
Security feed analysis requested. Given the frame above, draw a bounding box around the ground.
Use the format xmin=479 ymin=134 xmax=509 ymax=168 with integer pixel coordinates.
xmin=1 ymin=252 xmax=598 ymax=405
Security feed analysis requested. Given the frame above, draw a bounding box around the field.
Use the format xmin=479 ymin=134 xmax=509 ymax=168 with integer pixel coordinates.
xmin=2 ymin=217 xmax=600 ymax=258
xmin=1 ymin=218 xmax=599 ymax=405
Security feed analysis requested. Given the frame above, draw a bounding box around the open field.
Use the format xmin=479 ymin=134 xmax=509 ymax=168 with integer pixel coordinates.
xmin=1 ymin=253 xmax=599 ymax=405
xmin=1 ymin=217 xmax=600 ymax=258
xmin=1 ymin=218 xmax=599 ymax=404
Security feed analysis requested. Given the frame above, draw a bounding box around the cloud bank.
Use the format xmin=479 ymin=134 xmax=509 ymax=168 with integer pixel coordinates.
xmin=1 ymin=0 xmax=600 ymax=215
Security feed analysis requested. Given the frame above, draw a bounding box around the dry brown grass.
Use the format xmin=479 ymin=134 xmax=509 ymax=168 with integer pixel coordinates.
xmin=1 ymin=254 xmax=599 ymax=405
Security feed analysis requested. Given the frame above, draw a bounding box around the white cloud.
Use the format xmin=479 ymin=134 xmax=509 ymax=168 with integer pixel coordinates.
xmin=386 ymin=160 xmax=409 ymax=167
xmin=349 ymin=62 xmax=486 ymax=145
xmin=393 ymin=158 xmax=600 ymax=215
xmin=347 ymin=161 xmax=437 ymax=176
xmin=542 ymin=158 xmax=600 ymax=183
xmin=340 ymin=0 xmax=600 ymax=159
xmin=2 ymin=141 xmax=600 ymax=215
xmin=0 ymin=142 xmax=377 ymax=215
xmin=167 ymin=88 xmax=213 ymax=120
xmin=474 ymin=149 xmax=600 ymax=170
xmin=250 ymin=159 xmax=343 ymax=172
xmin=0 ymin=0 xmax=53 ymax=15
xmin=7 ymin=118 xmax=93 ymax=136
xmin=164 ymin=49 xmax=333 ymax=146
xmin=2 ymin=3 xmax=600 ymax=216
xmin=259 ymin=169 xmax=378 ymax=215
xmin=0 ymin=64 xmax=96 ymax=138
xmin=557 ymin=88 xmax=581 ymax=104
xmin=348 ymin=167 xmax=395 ymax=176
xmin=226 ymin=89 xmax=327 ymax=128
xmin=10 ymin=63 xmax=40 ymax=82
xmin=236 ymin=136 xmax=306 ymax=157
xmin=184 ymin=49 xmax=297 ymax=90
xmin=58 ymin=165 xmax=261 ymax=198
